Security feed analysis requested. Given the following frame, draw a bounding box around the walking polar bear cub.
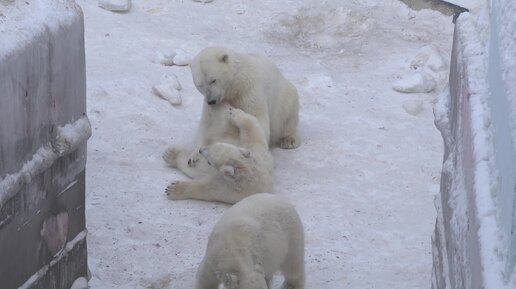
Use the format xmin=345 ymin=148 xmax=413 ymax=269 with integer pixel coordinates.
xmin=165 ymin=104 xmax=273 ymax=204
xmin=196 ymin=193 xmax=305 ymax=289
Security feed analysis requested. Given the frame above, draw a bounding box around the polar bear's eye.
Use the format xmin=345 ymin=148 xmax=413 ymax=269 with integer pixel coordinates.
xmin=210 ymin=79 xmax=216 ymax=85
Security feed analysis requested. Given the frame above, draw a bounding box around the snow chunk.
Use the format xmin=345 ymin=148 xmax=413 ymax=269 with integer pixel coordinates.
xmin=98 ymin=0 xmax=131 ymax=12
xmin=191 ymin=0 xmax=214 ymax=3
xmin=155 ymin=51 xmax=176 ymax=66
xmin=393 ymin=45 xmax=448 ymax=93
xmin=155 ymin=49 xmax=191 ymax=66
xmin=53 ymin=116 xmax=93 ymax=157
xmin=172 ymin=49 xmax=192 ymax=66
xmin=152 ymin=74 xmax=183 ymax=106
xmin=393 ymin=72 xmax=437 ymax=93
xmin=70 ymin=277 xmax=89 ymax=289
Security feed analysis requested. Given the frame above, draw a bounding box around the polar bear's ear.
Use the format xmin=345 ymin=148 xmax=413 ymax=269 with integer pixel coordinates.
xmin=239 ymin=148 xmax=251 ymax=158
xmin=220 ymin=165 xmax=235 ymax=178
xmin=223 ymin=273 xmax=239 ymax=288
xmin=218 ymin=53 xmax=229 ymax=63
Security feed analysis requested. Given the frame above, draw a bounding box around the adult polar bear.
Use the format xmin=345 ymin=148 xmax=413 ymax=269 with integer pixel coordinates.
xmin=164 ymin=46 xmax=299 ymax=179
xmin=191 ymin=46 xmax=300 ymax=149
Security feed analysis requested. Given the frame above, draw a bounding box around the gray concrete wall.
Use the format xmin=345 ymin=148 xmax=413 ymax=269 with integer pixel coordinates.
xmin=431 ymin=19 xmax=483 ymax=289
xmin=399 ymin=0 xmax=468 ymax=16
xmin=431 ymin=3 xmax=516 ymax=288
xmin=0 ymin=1 xmax=89 ymax=288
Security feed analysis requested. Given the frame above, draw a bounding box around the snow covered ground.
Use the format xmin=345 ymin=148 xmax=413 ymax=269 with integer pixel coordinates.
xmin=78 ymin=0 xmax=454 ymax=288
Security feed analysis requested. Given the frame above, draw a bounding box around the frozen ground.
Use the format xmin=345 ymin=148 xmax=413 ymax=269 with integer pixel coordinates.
xmin=78 ymin=0 xmax=454 ymax=288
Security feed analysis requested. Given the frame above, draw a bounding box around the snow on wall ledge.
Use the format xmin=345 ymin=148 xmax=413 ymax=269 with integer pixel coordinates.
xmin=431 ymin=2 xmax=516 ymax=288
xmin=0 ymin=1 xmax=89 ymax=288
xmin=0 ymin=116 xmax=92 ymax=209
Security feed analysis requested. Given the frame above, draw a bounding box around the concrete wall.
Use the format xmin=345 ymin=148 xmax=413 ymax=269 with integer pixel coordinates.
xmin=431 ymin=1 xmax=516 ymax=288
xmin=0 ymin=1 xmax=90 ymax=288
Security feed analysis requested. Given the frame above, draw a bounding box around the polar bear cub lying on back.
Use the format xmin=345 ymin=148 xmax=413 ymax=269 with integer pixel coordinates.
xmin=196 ymin=193 xmax=305 ymax=289
xmin=165 ymin=105 xmax=273 ymax=204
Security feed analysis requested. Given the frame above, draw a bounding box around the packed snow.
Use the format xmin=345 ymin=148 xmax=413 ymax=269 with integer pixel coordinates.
xmin=392 ymin=45 xmax=448 ymax=94
xmin=77 ymin=0 xmax=454 ymax=288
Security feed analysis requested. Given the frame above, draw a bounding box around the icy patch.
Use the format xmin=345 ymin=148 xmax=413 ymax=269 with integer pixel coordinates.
xmin=393 ymin=45 xmax=448 ymax=93
xmin=98 ymin=0 xmax=131 ymax=12
xmin=152 ymin=74 xmax=182 ymax=106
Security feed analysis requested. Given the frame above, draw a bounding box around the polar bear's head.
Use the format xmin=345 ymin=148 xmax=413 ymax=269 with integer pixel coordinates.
xmin=190 ymin=47 xmax=236 ymax=106
xmin=199 ymin=143 xmax=250 ymax=179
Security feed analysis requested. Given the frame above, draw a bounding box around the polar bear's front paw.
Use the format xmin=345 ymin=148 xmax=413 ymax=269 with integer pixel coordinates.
xmin=165 ymin=181 xmax=189 ymax=200
xmin=278 ymin=136 xmax=300 ymax=149
xmin=163 ymin=147 xmax=180 ymax=167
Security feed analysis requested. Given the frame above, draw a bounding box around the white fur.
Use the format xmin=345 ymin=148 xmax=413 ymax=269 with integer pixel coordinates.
xmin=163 ymin=47 xmax=299 ymax=179
xmin=191 ymin=46 xmax=300 ymax=149
xmin=196 ymin=193 xmax=305 ymax=289
xmin=164 ymin=106 xmax=273 ymax=204
xmin=162 ymin=102 xmax=240 ymax=179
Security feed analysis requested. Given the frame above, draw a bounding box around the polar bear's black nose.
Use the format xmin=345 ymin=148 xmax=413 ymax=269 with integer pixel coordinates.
xmin=207 ymin=100 xmax=216 ymax=105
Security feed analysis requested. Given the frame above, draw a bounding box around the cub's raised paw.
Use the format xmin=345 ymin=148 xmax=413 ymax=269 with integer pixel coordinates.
xmin=163 ymin=147 xmax=180 ymax=167
xmin=228 ymin=107 xmax=247 ymax=125
xmin=165 ymin=181 xmax=189 ymax=200
xmin=278 ymin=136 xmax=300 ymax=149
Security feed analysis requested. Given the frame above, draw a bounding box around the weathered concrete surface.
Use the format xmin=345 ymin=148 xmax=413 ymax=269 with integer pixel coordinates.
xmin=0 ymin=1 xmax=89 ymax=288
xmin=431 ymin=18 xmax=483 ymax=289
xmin=399 ymin=0 xmax=468 ymax=16
xmin=432 ymin=6 xmax=516 ymax=289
